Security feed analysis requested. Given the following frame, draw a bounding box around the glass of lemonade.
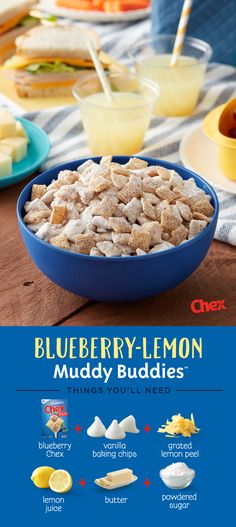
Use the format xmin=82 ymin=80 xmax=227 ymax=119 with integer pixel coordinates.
xmin=73 ymin=71 xmax=159 ymax=155
xmin=130 ymin=35 xmax=212 ymax=117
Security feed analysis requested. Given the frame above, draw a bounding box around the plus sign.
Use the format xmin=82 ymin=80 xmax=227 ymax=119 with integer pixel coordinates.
xmin=144 ymin=478 xmax=151 ymax=487
xmin=78 ymin=479 xmax=86 ymax=487
xmin=144 ymin=424 xmax=151 ymax=432
xmin=74 ymin=425 xmax=82 ymax=432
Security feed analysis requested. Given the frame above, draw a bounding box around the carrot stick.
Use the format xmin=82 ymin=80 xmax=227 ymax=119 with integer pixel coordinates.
xmin=103 ymin=0 xmax=149 ymax=11
xmin=56 ymin=0 xmax=95 ymax=10
xmin=92 ymin=0 xmax=104 ymax=9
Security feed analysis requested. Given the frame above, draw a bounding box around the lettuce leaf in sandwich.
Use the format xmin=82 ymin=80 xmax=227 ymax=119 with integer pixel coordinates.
xmin=26 ymin=61 xmax=80 ymax=74
xmin=18 ymin=13 xmax=57 ymax=27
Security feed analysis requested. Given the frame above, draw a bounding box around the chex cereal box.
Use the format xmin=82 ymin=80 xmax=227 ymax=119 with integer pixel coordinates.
xmin=41 ymin=399 xmax=68 ymax=438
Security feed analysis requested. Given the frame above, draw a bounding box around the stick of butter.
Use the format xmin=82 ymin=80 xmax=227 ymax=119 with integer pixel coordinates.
xmin=107 ymin=469 xmax=133 ymax=484
xmin=0 ymin=152 xmax=12 ymax=177
xmin=1 ymin=137 xmax=27 ymax=162
xmin=0 ymin=109 xmax=16 ymax=139
xmin=97 ymin=478 xmax=113 ymax=487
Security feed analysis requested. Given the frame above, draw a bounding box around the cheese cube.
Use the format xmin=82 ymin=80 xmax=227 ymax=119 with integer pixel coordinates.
xmin=16 ymin=121 xmax=30 ymax=144
xmin=0 ymin=144 xmax=14 ymax=158
xmin=107 ymin=469 xmax=133 ymax=484
xmin=1 ymin=137 xmax=27 ymax=162
xmin=0 ymin=152 xmax=12 ymax=177
xmin=0 ymin=108 xmax=16 ymax=139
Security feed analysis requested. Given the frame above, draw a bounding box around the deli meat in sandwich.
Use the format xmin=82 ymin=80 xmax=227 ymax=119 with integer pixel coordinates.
xmin=3 ymin=24 xmax=120 ymax=97
xmin=0 ymin=0 xmax=37 ymax=63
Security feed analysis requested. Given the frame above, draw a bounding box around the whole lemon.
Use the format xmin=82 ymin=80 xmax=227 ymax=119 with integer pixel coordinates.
xmin=31 ymin=466 xmax=55 ymax=488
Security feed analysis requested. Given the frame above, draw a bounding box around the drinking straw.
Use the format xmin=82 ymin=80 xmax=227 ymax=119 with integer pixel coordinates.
xmin=87 ymin=39 xmax=114 ymax=103
xmin=170 ymin=0 xmax=193 ymax=67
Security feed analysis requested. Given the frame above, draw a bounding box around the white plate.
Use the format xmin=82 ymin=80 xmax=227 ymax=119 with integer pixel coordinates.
xmin=95 ymin=475 xmax=137 ymax=490
xmin=180 ymin=124 xmax=236 ymax=195
xmin=37 ymin=0 xmax=150 ymax=22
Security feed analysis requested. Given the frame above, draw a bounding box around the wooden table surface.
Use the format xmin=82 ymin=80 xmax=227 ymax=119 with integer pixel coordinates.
xmin=1 ymin=174 xmax=235 ymax=327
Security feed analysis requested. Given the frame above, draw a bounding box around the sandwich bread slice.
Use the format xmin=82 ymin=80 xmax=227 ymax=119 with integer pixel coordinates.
xmin=15 ymin=24 xmax=100 ymax=59
xmin=0 ymin=0 xmax=37 ymax=63
xmin=3 ymin=25 xmax=123 ymax=97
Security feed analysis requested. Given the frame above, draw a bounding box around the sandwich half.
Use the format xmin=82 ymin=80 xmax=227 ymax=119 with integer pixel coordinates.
xmin=0 ymin=0 xmax=38 ymax=63
xmin=3 ymin=24 xmax=120 ymax=97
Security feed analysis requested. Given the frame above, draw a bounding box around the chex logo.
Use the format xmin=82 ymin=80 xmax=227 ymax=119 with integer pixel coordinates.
xmin=44 ymin=405 xmax=64 ymax=414
xmin=191 ymin=299 xmax=226 ymax=314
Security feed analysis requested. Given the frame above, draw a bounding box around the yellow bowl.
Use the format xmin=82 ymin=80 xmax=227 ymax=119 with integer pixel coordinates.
xmin=203 ymin=99 xmax=236 ymax=181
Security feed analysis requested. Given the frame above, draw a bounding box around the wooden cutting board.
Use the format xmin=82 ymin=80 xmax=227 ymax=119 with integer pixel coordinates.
xmin=0 ymin=71 xmax=77 ymax=112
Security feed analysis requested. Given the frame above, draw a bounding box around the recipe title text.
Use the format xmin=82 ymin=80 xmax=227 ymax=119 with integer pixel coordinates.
xmin=34 ymin=337 xmax=203 ymax=383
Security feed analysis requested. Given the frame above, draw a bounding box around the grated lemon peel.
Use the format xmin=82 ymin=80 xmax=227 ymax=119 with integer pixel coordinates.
xmin=158 ymin=413 xmax=200 ymax=437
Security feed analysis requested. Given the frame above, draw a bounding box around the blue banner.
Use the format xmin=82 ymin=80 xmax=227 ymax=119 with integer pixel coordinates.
xmin=2 ymin=327 xmax=233 ymax=526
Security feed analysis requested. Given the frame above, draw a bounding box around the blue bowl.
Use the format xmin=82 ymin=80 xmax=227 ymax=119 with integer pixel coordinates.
xmin=17 ymin=156 xmax=219 ymax=301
